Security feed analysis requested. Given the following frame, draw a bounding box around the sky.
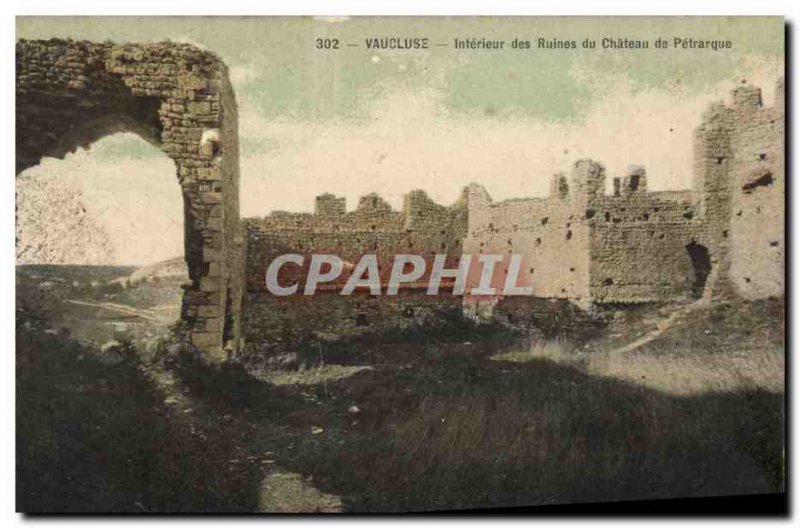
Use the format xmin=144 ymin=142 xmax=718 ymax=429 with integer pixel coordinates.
xmin=16 ymin=17 xmax=784 ymax=264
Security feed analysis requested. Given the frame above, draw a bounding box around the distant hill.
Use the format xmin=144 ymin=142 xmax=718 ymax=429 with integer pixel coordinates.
xmin=124 ymin=257 xmax=189 ymax=286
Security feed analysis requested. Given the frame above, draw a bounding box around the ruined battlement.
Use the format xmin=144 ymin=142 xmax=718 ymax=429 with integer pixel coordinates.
xmin=247 ymin=189 xmax=466 ymax=234
xmin=243 ymin=190 xmax=468 ymax=291
xmin=467 ymin=161 xmax=695 ymax=234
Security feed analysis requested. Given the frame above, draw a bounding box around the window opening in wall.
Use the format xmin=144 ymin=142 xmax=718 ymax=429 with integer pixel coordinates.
xmin=628 ymin=174 xmax=640 ymax=192
xmin=742 ymin=171 xmax=774 ymax=194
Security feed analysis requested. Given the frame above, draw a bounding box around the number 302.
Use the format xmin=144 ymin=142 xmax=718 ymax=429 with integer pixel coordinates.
xmin=315 ymin=38 xmax=340 ymax=49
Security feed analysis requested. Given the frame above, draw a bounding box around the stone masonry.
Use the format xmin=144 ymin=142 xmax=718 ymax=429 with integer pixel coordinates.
xmin=242 ymin=190 xmax=468 ymax=350
xmin=241 ymin=80 xmax=784 ymax=355
xmin=693 ymin=80 xmax=785 ymax=299
xmin=464 ymin=80 xmax=784 ymax=308
xmin=16 ymin=39 xmax=245 ymax=361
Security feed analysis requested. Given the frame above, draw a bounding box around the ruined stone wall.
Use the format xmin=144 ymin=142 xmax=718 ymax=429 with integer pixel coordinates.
xmin=16 ymin=39 xmax=243 ymax=360
xmin=463 ymin=161 xmax=614 ymax=308
xmin=242 ymin=291 xmax=463 ymax=355
xmin=692 ymin=80 xmax=785 ymax=299
xmin=244 ymin=190 xmax=467 ymax=289
xmin=587 ymin=183 xmax=704 ymax=303
xmin=242 ymin=191 xmax=467 ymax=353
xmin=464 ymin=81 xmax=785 ymax=308
xmin=463 ymin=160 xmax=706 ymax=307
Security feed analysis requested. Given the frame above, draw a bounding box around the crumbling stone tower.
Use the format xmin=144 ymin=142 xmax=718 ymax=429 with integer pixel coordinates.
xmin=693 ymin=79 xmax=785 ymax=299
xmin=16 ymin=39 xmax=245 ymax=361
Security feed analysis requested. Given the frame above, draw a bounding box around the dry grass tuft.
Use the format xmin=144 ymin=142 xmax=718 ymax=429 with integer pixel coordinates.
xmin=589 ymin=346 xmax=784 ymax=395
xmin=491 ymin=337 xmax=584 ymax=366
xmin=492 ymin=299 xmax=784 ymax=396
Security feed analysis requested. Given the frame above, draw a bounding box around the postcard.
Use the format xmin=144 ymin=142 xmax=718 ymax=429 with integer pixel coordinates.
xmin=15 ymin=16 xmax=785 ymax=513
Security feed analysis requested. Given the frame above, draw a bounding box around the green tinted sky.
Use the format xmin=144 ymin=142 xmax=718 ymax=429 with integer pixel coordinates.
xmin=17 ymin=16 xmax=783 ymax=123
xmin=16 ymin=17 xmax=785 ymax=216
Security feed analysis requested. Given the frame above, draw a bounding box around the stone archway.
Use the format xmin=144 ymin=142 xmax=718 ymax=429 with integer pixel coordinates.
xmin=16 ymin=39 xmax=244 ymax=361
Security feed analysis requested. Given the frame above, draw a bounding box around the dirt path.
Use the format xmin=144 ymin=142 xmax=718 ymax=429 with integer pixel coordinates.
xmin=142 ymin=363 xmax=343 ymax=513
xmin=65 ymin=299 xmax=163 ymax=322
xmin=606 ymin=298 xmax=710 ymax=356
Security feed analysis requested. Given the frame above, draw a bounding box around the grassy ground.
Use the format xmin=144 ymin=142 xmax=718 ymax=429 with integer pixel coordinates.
xmin=493 ymin=300 xmax=785 ymax=395
xmin=16 ymin=324 xmax=263 ymax=512
xmin=174 ymin=298 xmax=784 ymax=512
xmin=17 ymin=265 xmax=263 ymax=512
xmin=16 ymin=266 xmax=785 ymax=512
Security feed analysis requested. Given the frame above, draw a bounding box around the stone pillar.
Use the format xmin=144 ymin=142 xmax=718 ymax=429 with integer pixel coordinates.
xmin=571 ymin=159 xmax=606 ymax=210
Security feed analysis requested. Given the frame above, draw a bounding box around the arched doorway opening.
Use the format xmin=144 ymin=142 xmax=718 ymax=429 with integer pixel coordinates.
xmin=16 ymin=133 xmax=188 ymax=345
xmin=685 ymin=242 xmax=712 ymax=299
xmin=16 ymin=39 xmax=244 ymax=360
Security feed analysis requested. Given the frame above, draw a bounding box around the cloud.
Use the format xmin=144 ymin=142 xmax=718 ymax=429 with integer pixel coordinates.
xmin=228 ymin=64 xmax=261 ymax=90
xmin=237 ymin=62 xmax=783 ymax=217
